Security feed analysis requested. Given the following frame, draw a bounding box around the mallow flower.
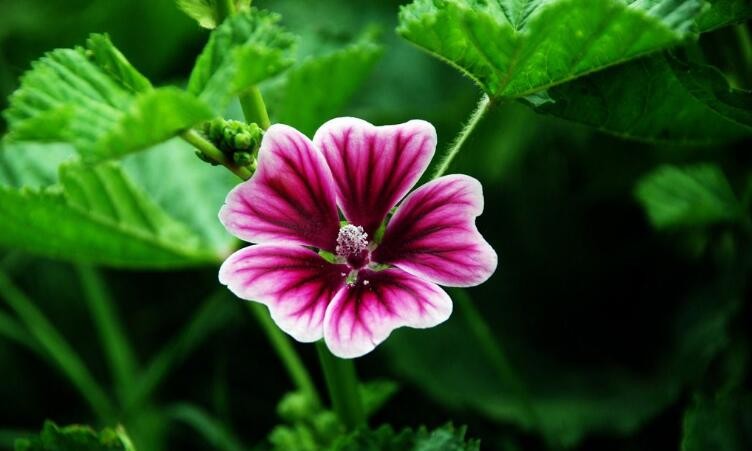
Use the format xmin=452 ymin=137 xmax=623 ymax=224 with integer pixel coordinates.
xmin=219 ymin=118 xmax=497 ymax=358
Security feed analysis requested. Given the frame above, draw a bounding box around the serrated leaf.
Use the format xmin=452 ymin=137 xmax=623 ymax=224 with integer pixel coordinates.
xmin=397 ymin=0 xmax=703 ymax=99
xmin=525 ymin=0 xmax=752 ymax=144
xmin=85 ymin=34 xmax=152 ymax=94
xmin=635 ymin=164 xmax=741 ymax=229
xmin=176 ymin=0 xmax=252 ymax=29
xmin=187 ymin=9 xmax=296 ymax=111
xmin=0 ymin=161 xmax=221 ymax=268
xmin=264 ymin=32 xmax=383 ymax=136
xmin=14 ymin=420 xmax=134 ymax=451
xmin=88 ymin=87 xmax=214 ymax=162
xmin=3 ymin=35 xmax=213 ymax=162
xmin=536 ymin=54 xmax=752 ymax=144
xmin=696 ymin=0 xmax=752 ymax=31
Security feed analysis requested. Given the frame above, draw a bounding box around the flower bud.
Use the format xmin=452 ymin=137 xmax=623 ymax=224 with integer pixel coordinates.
xmin=276 ymin=391 xmax=318 ymax=423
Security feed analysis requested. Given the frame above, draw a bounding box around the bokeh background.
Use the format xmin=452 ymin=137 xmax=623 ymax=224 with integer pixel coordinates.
xmin=1 ymin=0 xmax=750 ymax=449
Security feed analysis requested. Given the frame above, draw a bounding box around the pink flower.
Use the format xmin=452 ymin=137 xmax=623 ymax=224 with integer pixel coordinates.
xmin=218 ymin=118 xmax=497 ymax=358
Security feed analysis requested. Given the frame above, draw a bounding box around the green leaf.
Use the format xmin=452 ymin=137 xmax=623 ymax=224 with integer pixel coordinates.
xmin=635 ymin=164 xmax=741 ymax=229
xmin=0 ymin=142 xmax=76 ymax=189
xmin=187 ymin=9 xmax=296 ymax=111
xmin=332 ymin=424 xmax=480 ymax=451
xmin=4 ymin=48 xmax=131 ymax=143
xmin=176 ymin=0 xmax=252 ymax=29
xmin=0 ymin=161 xmax=221 ymax=267
xmin=14 ymin=421 xmax=134 ymax=451
xmin=696 ymin=0 xmax=752 ymax=31
xmin=84 ymin=34 xmax=152 ymax=94
xmin=535 ymin=54 xmax=752 ymax=144
xmin=264 ymin=32 xmax=383 ymax=136
xmin=121 ymin=139 xmax=238 ymax=258
xmin=3 ymin=36 xmax=212 ymax=162
xmin=397 ymin=0 xmax=703 ymax=99
xmin=88 ymin=87 xmax=214 ymax=162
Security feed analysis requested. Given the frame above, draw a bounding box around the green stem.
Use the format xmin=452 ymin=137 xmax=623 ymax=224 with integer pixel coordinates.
xmin=239 ymin=87 xmax=271 ymax=130
xmin=77 ymin=265 xmax=138 ymax=404
xmin=222 ymin=9 xmax=318 ymax=406
xmin=0 ymin=310 xmax=42 ymax=356
xmin=735 ymin=24 xmax=752 ymax=80
xmin=248 ymin=304 xmax=321 ymax=406
xmin=214 ymin=0 xmax=236 ymax=23
xmin=214 ymin=0 xmax=270 ymax=131
xmin=315 ymin=342 xmax=365 ymax=430
xmin=431 ymin=94 xmax=493 ymax=179
xmin=451 ymin=288 xmax=539 ymax=429
xmin=181 ymin=129 xmax=252 ymax=180
xmin=0 ymin=271 xmax=114 ymax=420
xmin=127 ymin=291 xmax=231 ymax=410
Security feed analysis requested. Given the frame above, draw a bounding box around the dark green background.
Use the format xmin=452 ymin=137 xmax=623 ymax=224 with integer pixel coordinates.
xmin=0 ymin=0 xmax=750 ymax=450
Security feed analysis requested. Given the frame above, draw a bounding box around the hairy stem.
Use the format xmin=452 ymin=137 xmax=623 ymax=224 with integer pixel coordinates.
xmin=431 ymin=94 xmax=493 ymax=179
xmin=315 ymin=342 xmax=365 ymax=430
xmin=249 ymin=304 xmax=321 ymax=406
xmin=181 ymin=130 xmax=252 ymax=180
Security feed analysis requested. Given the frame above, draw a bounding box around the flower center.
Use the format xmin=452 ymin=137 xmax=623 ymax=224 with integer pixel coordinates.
xmin=336 ymin=224 xmax=370 ymax=269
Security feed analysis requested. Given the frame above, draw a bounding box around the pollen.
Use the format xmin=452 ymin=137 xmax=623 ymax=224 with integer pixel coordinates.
xmin=336 ymin=224 xmax=369 ymax=259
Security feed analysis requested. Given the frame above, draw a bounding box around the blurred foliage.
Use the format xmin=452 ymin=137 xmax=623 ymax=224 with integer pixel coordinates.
xmin=0 ymin=0 xmax=750 ymax=450
xmin=14 ymin=421 xmax=134 ymax=451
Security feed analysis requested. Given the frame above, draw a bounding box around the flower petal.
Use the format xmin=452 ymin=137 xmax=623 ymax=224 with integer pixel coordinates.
xmin=313 ymin=117 xmax=436 ymax=236
xmin=220 ymin=124 xmax=340 ymax=251
xmin=323 ymin=268 xmax=452 ymax=358
xmin=219 ymin=244 xmax=347 ymax=342
xmin=373 ymin=174 xmax=497 ymax=287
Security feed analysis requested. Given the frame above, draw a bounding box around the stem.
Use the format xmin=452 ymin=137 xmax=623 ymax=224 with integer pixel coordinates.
xmin=0 ymin=271 xmax=114 ymax=420
xmin=735 ymin=24 xmax=752 ymax=80
xmin=127 ymin=290 xmax=231 ymax=410
xmin=181 ymin=129 xmax=252 ymax=180
xmin=451 ymin=288 xmax=539 ymax=429
xmin=431 ymin=94 xmax=493 ymax=179
xmin=214 ymin=0 xmax=236 ymax=23
xmin=248 ymin=304 xmax=321 ymax=406
xmin=239 ymin=87 xmax=271 ymax=130
xmin=77 ymin=265 xmax=138 ymax=404
xmin=222 ymin=6 xmax=319 ymax=407
xmin=213 ymin=0 xmax=270 ymax=131
xmin=315 ymin=342 xmax=365 ymax=430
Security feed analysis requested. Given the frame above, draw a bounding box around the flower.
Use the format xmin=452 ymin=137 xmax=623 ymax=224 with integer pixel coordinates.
xmin=218 ymin=118 xmax=497 ymax=358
